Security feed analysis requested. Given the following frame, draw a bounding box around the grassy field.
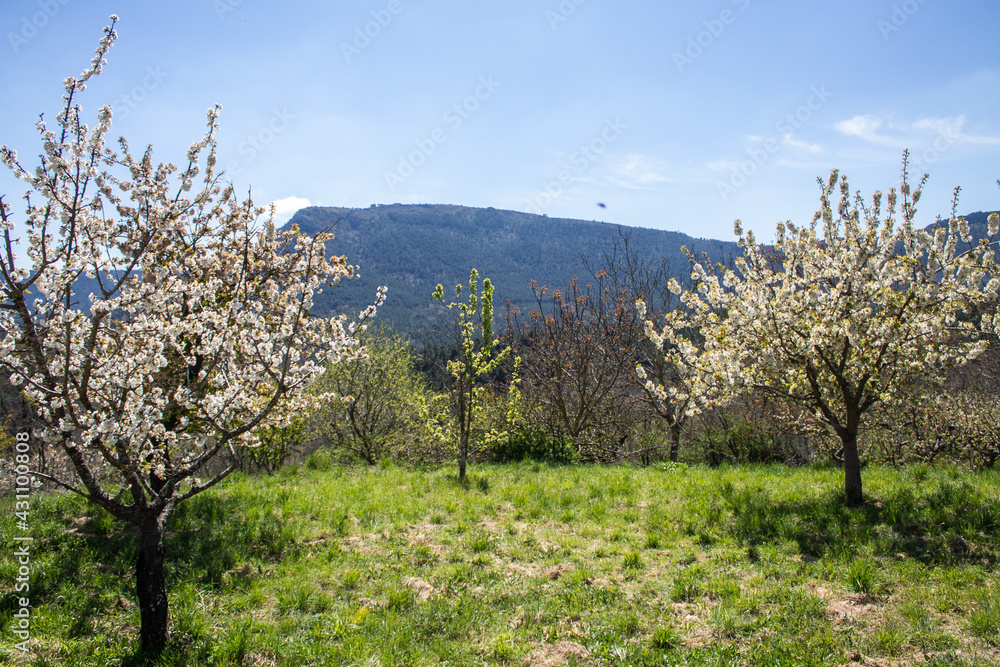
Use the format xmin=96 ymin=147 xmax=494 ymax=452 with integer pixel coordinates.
xmin=1 ymin=459 xmax=999 ymax=666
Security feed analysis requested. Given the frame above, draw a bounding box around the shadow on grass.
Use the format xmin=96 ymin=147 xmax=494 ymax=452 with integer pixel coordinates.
xmin=167 ymin=489 xmax=300 ymax=587
xmin=719 ymin=478 xmax=999 ymax=564
xmin=443 ymin=472 xmax=491 ymax=494
xmin=0 ymin=500 xmax=137 ymax=621
xmin=0 ymin=486 xmax=301 ymax=663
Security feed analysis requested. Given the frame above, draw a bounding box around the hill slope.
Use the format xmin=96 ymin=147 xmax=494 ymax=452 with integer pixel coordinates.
xmin=286 ymin=204 xmax=739 ymax=335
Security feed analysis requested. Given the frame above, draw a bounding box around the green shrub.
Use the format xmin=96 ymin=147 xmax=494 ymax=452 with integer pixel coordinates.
xmin=490 ymin=428 xmax=578 ymax=464
xmin=307 ymin=326 xmax=427 ymax=465
xmin=305 ymin=448 xmax=333 ymax=471
xmin=712 ymin=423 xmax=778 ymax=465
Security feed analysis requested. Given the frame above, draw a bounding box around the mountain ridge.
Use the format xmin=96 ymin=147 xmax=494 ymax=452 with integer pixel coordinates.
xmin=284 ymin=203 xmax=740 ymax=335
xmin=285 ymin=204 xmax=999 ymax=337
xmin=54 ymin=206 xmax=998 ymax=337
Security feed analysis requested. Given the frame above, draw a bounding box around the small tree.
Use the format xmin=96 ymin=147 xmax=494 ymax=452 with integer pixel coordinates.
xmin=235 ymin=394 xmax=311 ymax=474
xmin=506 ymin=276 xmax=644 ymax=462
xmin=433 ymin=269 xmax=509 ymax=478
xmin=0 ymin=18 xmax=383 ymax=658
xmin=643 ymin=157 xmax=999 ymax=506
xmin=308 ymin=326 xmax=425 ymax=464
xmin=585 ymin=230 xmax=699 ymax=462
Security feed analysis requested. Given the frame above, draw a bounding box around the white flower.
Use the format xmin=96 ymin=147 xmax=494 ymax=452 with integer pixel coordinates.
xmin=0 ymin=18 xmax=387 ymax=561
xmin=641 ymin=164 xmax=997 ymax=501
xmin=958 ymin=218 xmax=971 ymax=243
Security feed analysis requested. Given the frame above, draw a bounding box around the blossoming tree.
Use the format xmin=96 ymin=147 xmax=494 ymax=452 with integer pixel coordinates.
xmin=0 ymin=18 xmax=383 ymax=656
xmin=642 ymin=159 xmax=999 ymax=506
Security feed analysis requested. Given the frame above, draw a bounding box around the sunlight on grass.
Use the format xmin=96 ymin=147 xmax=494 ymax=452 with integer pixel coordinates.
xmin=1 ymin=462 xmax=999 ymax=665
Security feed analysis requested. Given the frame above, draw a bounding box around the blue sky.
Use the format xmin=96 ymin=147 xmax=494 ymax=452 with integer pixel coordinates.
xmin=2 ymin=1 xmax=998 ymax=242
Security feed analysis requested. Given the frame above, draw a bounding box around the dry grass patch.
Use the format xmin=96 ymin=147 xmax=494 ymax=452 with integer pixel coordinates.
xmin=521 ymin=640 xmax=590 ymax=666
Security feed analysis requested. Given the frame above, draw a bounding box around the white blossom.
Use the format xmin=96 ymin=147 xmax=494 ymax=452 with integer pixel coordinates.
xmin=0 ymin=19 xmax=386 ymax=526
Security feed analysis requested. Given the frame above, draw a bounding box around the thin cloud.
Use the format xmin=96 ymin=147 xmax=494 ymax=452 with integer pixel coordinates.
xmin=705 ymin=131 xmax=823 ymax=176
xmin=607 ymin=153 xmax=674 ymax=190
xmin=835 ymin=114 xmax=1000 ymax=148
xmin=835 ymin=115 xmax=894 ymax=144
xmin=912 ymin=117 xmax=1000 ymax=146
xmin=780 ymin=134 xmax=822 ymax=153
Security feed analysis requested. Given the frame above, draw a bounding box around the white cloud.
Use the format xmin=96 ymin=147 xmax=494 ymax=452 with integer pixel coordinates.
xmin=780 ymin=134 xmax=822 ymax=153
xmin=835 ymin=115 xmax=891 ymax=143
xmin=912 ymin=116 xmax=1000 ymax=146
xmin=835 ymin=114 xmax=1000 ymax=148
xmin=607 ymin=153 xmax=674 ymax=189
xmin=269 ymin=196 xmax=311 ymax=224
xmin=705 ymin=131 xmax=821 ymax=176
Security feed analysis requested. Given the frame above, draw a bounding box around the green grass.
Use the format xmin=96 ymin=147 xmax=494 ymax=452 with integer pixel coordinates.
xmin=844 ymin=556 xmax=881 ymax=595
xmin=1 ymin=462 xmax=999 ymax=665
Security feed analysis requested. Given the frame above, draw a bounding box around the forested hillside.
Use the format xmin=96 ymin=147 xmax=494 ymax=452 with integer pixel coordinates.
xmin=53 ymin=207 xmax=996 ymax=340
xmin=285 ymin=204 xmax=740 ymax=335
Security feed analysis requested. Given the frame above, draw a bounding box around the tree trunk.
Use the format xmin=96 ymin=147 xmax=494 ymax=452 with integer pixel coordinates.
xmin=841 ymin=430 xmax=864 ymax=508
xmin=669 ymin=422 xmax=681 ymax=463
xmin=136 ymin=514 xmax=169 ymax=658
xmin=458 ymin=430 xmax=468 ymax=480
